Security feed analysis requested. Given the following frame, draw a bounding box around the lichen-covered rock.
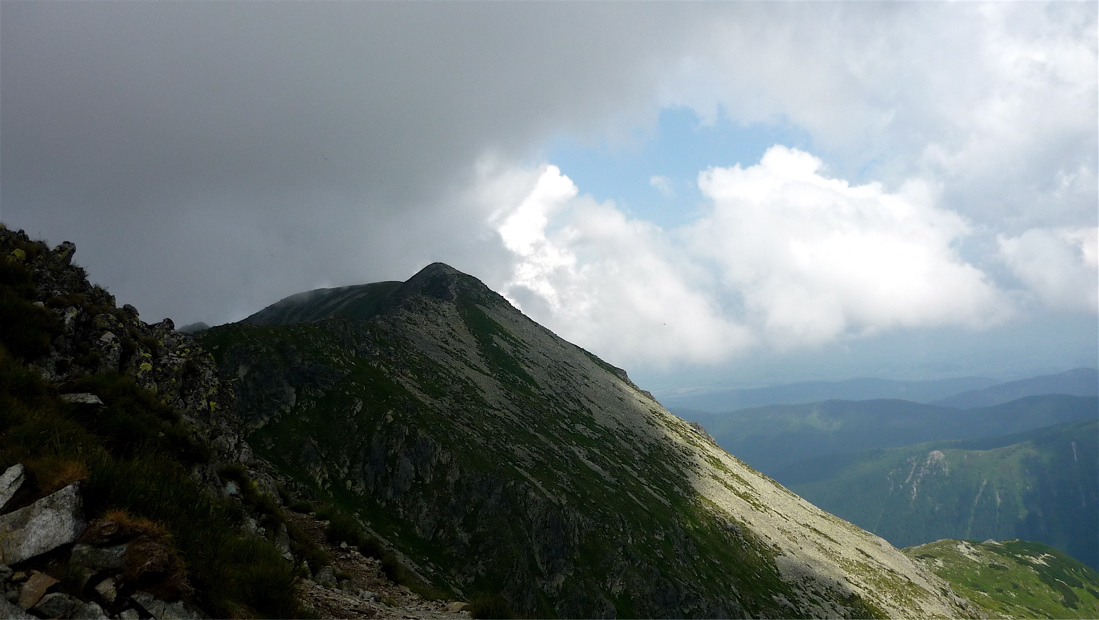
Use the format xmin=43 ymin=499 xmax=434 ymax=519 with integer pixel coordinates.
xmin=0 ymin=483 xmax=84 ymax=565
xmin=0 ymin=228 xmax=247 ymax=466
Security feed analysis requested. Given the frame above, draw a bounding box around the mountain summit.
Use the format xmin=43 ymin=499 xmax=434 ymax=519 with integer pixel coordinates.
xmin=204 ymin=263 xmax=978 ymax=618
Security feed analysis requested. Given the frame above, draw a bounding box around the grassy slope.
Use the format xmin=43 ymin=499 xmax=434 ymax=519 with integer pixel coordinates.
xmin=906 ymin=539 xmax=1099 ymax=619
xmin=785 ymin=419 xmax=1098 ymax=568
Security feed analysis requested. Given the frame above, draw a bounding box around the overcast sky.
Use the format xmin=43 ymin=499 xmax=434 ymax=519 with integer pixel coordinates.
xmin=2 ymin=2 xmax=1096 ymax=392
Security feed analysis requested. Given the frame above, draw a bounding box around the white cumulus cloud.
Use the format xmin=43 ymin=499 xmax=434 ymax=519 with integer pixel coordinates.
xmin=687 ymin=146 xmax=1010 ymax=348
xmin=998 ymin=227 xmax=1098 ymax=313
xmin=485 ymin=146 xmax=1011 ymax=368
xmin=649 ymin=175 xmax=676 ymax=198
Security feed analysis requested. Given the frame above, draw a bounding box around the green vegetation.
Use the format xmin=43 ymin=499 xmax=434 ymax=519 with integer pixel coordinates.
xmin=0 ymin=232 xmax=309 ymax=618
xmin=906 ymin=539 xmax=1099 ymax=618
xmin=0 ymin=345 xmax=307 ymax=617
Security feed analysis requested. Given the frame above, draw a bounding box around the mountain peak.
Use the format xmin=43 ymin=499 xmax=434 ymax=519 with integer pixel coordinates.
xmin=243 ymin=263 xmax=502 ymax=326
xmin=415 ymin=262 xmax=462 ymax=277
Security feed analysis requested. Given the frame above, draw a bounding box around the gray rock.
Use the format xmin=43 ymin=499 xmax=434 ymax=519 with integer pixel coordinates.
xmin=0 ymin=564 xmax=12 ymax=583
xmin=71 ymin=543 xmax=128 ymax=571
xmin=32 ymin=592 xmax=78 ymax=618
xmin=132 ymin=590 xmax=208 ymax=619
xmin=59 ymin=393 xmax=105 ymax=406
xmin=73 ymin=600 xmax=110 ymax=620
xmin=0 ymin=596 xmax=33 ymax=620
xmin=0 ymin=483 xmax=85 ymax=565
xmin=118 ymin=608 xmax=141 ymax=620
xmin=223 ymin=480 xmax=240 ymax=497
xmin=274 ymin=524 xmax=292 ymax=560
xmin=0 ymin=465 xmax=26 ymax=513
xmin=314 ymin=565 xmax=336 ymax=587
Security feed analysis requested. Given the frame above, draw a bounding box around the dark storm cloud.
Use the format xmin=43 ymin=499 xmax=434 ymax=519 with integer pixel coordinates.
xmin=0 ymin=1 xmax=704 ymax=324
xmin=2 ymin=1 xmax=1094 ymax=382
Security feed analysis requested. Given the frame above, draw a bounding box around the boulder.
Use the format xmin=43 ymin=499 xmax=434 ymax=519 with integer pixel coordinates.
xmin=0 ymin=597 xmax=33 ymax=620
xmin=0 ymin=483 xmax=85 ymax=564
xmin=16 ymin=571 xmax=57 ymax=609
xmin=73 ymin=600 xmax=110 ymax=620
xmin=0 ymin=464 xmax=26 ymax=513
xmin=314 ymin=565 xmax=336 ymax=586
xmin=93 ymin=577 xmax=118 ymax=606
xmin=31 ymin=592 xmax=79 ymax=618
xmin=132 ymin=590 xmax=208 ymax=619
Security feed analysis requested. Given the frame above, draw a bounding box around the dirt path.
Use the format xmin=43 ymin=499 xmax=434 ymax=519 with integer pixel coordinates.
xmin=286 ymin=511 xmax=472 ymax=619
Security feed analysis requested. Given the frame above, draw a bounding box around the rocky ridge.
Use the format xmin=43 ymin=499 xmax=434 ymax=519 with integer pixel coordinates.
xmin=0 ymin=227 xmax=472 ymax=619
xmin=205 ymin=262 xmax=982 ymax=618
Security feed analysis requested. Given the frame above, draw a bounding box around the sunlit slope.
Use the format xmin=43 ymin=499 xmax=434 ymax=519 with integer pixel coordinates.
xmin=906 ymin=539 xmax=1099 ymax=619
xmin=203 ymin=263 xmax=978 ymax=619
xmin=786 ymin=419 xmax=1098 ymax=569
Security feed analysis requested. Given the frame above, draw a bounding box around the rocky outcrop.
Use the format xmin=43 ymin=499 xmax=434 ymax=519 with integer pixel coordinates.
xmin=0 ymin=464 xmax=207 ymax=620
xmin=0 ymin=227 xmax=247 ymax=467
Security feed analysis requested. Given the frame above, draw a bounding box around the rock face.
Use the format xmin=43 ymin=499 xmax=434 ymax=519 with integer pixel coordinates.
xmin=206 ymin=263 xmax=981 ymax=619
xmin=0 ymin=483 xmax=84 ymax=565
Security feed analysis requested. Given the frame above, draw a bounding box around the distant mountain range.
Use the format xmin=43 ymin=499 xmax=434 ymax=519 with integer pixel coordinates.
xmin=673 ymin=370 xmax=1098 ymax=571
xmin=933 ymin=367 xmax=1098 ymax=408
xmin=787 ymin=418 xmax=1098 ymax=569
xmin=675 ymin=395 xmax=1097 ymax=476
xmin=662 ymin=367 xmax=1097 ymax=413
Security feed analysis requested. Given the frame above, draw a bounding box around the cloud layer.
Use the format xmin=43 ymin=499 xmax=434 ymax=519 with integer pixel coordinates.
xmin=2 ymin=2 xmax=1094 ymax=378
xmin=490 ymin=147 xmax=1030 ymax=368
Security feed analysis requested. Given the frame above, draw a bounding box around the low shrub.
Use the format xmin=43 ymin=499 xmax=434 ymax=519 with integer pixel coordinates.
xmin=469 ymin=593 xmax=514 ymax=619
